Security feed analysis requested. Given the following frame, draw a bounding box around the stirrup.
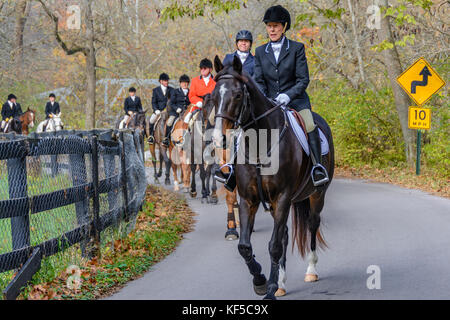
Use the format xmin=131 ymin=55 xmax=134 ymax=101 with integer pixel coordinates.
xmin=311 ymin=164 xmax=329 ymax=187
xmin=148 ymin=135 xmax=155 ymax=144
xmin=214 ymin=164 xmax=236 ymax=192
xmin=162 ymin=137 xmax=170 ymax=147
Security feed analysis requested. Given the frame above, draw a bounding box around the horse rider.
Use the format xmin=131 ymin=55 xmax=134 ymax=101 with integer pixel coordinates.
xmin=1 ymin=94 xmax=22 ymax=132
xmin=120 ymin=87 xmax=143 ymax=129
xmin=163 ymin=74 xmax=191 ymax=147
xmin=45 ymin=93 xmax=61 ymax=119
xmin=148 ymin=73 xmax=174 ymax=144
xmin=223 ymin=30 xmax=255 ymax=77
xmin=184 ymin=58 xmax=216 ymax=125
xmin=255 ymin=5 xmax=329 ymax=187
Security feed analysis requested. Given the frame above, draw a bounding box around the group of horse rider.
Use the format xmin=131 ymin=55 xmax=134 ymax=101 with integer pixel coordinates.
xmin=126 ymin=5 xmax=328 ymax=188
xmin=1 ymin=93 xmax=60 ymax=133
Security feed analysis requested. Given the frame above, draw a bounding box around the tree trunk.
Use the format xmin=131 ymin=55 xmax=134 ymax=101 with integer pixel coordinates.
xmin=14 ymin=0 xmax=28 ymax=69
xmin=377 ymin=0 xmax=415 ymax=166
xmin=347 ymin=0 xmax=366 ymax=84
xmin=85 ymin=0 xmax=96 ymax=129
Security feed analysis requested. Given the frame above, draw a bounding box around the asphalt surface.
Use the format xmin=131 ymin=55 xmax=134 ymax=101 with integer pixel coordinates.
xmin=109 ymin=167 xmax=450 ymax=300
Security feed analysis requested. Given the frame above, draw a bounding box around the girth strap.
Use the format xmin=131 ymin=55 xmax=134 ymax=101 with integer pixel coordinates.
xmin=256 ymin=164 xmax=270 ymax=212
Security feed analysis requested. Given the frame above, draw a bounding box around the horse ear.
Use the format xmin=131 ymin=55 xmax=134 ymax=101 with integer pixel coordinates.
xmin=232 ymin=55 xmax=242 ymax=74
xmin=214 ymin=55 xmax=224 ymax=73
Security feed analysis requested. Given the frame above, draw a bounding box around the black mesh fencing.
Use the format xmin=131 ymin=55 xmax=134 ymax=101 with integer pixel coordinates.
xmin=0 ymin=129 xmax=147 ymax=299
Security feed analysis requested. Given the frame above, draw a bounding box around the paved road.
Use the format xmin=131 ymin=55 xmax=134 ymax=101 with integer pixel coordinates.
xmin=109 ymin=168 xmax=450 ymax=300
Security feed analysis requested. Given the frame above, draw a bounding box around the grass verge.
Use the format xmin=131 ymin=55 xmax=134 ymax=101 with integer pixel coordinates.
xmin=16 ymin=184 xmax=195 ymax=300
xmin=335 ymin=164 xmax=449 ymax=199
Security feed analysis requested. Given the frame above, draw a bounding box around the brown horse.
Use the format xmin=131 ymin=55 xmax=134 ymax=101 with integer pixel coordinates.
xmin=211 ymin=55 xmax=335 ymax=300
xmin=170 ymin=110 xmax=192 ymax=192
xmin=19 ymin=108 xmax=36 ymax=135
xmin=147 ymin=111 xmax=171 ymax=185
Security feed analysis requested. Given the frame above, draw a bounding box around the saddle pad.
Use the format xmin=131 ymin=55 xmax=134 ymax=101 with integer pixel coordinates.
xmin=286 ymin=110 xmax=329 ymax=156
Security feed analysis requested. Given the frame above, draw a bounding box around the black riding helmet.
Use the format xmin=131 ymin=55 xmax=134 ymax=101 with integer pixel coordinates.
xmin=199 ymin=58 xmax=213 ymax=69
xmin=8 ymin=94 xmax=17 ymax=101
xmin=179 ymin=74 xmax=190 ymax=83
xmin=236 ymin=30 xmax=253 ymax=44
xmin=263 ymin=5 xmax=291 ymax=32
xmin=159 ymin=73 xmax=170 ymax=81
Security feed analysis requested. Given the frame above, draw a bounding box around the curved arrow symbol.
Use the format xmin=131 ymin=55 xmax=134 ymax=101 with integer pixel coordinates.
xmin=411 ymin=66 xmax=432 ymax=94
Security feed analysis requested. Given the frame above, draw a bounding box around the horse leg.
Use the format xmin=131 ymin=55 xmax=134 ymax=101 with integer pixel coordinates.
xmin=157 ymin=150 xmax=163 ymax=178
xmin=210 ymin=164 xmax=219 ymax=204
xmin=205 ymin=164 xmax=211 ymax=203
xmin=264 ymin=197 xmax=290 ymax=300
xmin=304 ymin=191 xmax=326 ymax=283
xmin=190 ymin=164 xmax=197 ymax=198
xmin=275 ymin=226 xmax=289 ymax=297
xmin=225 ymin=189 xmax=239 ymax=240
xmin=149 ymin=144 xmax=159 ymax=183
xmin=238 ymin=199 xmax=267 ymax=296
xmin=200 ymin=164 xmax=208 ymax=203
xmin=164 ymin=150 xmax=171 ymax=185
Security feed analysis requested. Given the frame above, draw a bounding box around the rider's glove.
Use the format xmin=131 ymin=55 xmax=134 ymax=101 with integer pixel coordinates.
xmin=196 ymin=101 xmax=203 ymax=108
xmin=275 ymin=93 xmax=290 ymax=106
xmin=155 ymin=110 xmax=161 ymax=115
xmin=49 ymin=114 xmax=53 ymax=118
xmin=176 ymin=108 xmax=182 ymax=114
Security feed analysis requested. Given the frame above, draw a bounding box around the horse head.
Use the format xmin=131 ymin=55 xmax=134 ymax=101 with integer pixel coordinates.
xmin=51 ymin=113 xmax=63 ymax=131
xmin=211 ymin=55 xmax=251 ymax=147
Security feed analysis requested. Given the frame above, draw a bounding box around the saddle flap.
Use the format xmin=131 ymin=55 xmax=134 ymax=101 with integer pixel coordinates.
xmin=286 ymin=110 xmax=329 ymax=156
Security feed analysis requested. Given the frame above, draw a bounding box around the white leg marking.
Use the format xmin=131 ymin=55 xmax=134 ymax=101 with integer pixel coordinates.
xmin=278 ymin=266 xmax=287 ymax=290
xmin=306 ymin=251 xmax=319 ymax=276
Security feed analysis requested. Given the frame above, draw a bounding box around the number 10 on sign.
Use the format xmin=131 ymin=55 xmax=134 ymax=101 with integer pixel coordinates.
xmin=408 ymin=106 xmax=431 ymax=175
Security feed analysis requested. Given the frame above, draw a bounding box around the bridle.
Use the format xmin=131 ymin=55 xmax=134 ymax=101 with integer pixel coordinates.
xmin=213 ymin=74 xmax=287 ymax=132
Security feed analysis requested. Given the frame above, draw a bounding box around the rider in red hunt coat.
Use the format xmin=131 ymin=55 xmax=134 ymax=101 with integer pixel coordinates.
xmin=184 ymin=58 xmax=216 ymax=124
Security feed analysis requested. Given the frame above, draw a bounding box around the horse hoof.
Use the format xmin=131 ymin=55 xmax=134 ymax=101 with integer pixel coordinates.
xmin=190 ymin=191 xmax=197 ymax=198
xmin=210 ymin=196 xmax=218 ymax=204
xmin=304 ymin=274 xmax=319 ymax=282
xmin=184 ymin=188 xmax=190 ymax=193
xmin=165 ymin=179 xmax=171 ymax=185
xmin=275 ymin=288 xmax=286 ymax=297
xmin=253 ymin=276 xmax=267 ymax=296
xmin=225 ymin=229 xmax=239 ymax=241
xmin=201 ymin=197 xmax=207 ymax=204
xmin=157 ymin=172 xmax=162 ymax=178
xmin=263 ymin=294 xmax=276 ymax=300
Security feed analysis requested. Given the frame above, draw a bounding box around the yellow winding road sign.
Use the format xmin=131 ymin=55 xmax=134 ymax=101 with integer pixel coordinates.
xmin=397 ymin=57 xmax=445 ymax=106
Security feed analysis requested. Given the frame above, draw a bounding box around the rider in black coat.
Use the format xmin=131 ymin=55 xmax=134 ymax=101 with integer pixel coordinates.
xmin=1 ymin=94 xmax=22 ymax=132
xmin=254 ymin=5 xmax=328 ymax=187
xmin=162 ymin=75 xmax=191 ymax=146
xmin=45 ymin=93 xmax=61 ymax=119
xmin=148 ymin=73 xmax=174 ymax=144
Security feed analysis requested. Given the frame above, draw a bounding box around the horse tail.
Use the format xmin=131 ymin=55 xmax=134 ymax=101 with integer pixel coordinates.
xmin=291 ymin=199 xmax=327 ymax=258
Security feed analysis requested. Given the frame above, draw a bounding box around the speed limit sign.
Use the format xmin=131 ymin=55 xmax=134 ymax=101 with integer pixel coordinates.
xmin=408 ymin=106 xmax=431 ymax=130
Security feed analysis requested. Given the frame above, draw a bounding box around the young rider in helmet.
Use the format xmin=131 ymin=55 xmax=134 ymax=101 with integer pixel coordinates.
xmin=223 ymin=30 xmax=255 ymax=77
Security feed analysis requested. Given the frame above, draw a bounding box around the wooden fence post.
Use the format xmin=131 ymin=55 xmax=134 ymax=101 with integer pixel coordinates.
xmin=120 ymin=131 xmax=129 ymax=222
xmin=68 ymin=134 xmax=89 ymax=258
xmin=7 ymin=146 xmax=29 ymax=251
xmin=101 ymin=131 xmax=118 ymax=226
xmin=89 ymin=135 xmax=100 ymax=258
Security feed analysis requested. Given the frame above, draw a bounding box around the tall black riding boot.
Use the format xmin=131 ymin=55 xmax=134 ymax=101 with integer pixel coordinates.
xmin=307 ymin=127 xmax=329 ymax=187
xmin=162 ymin=125 xmax=172 ymax=147
xmin=148 ymin=123 xmax=155 ymax=144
